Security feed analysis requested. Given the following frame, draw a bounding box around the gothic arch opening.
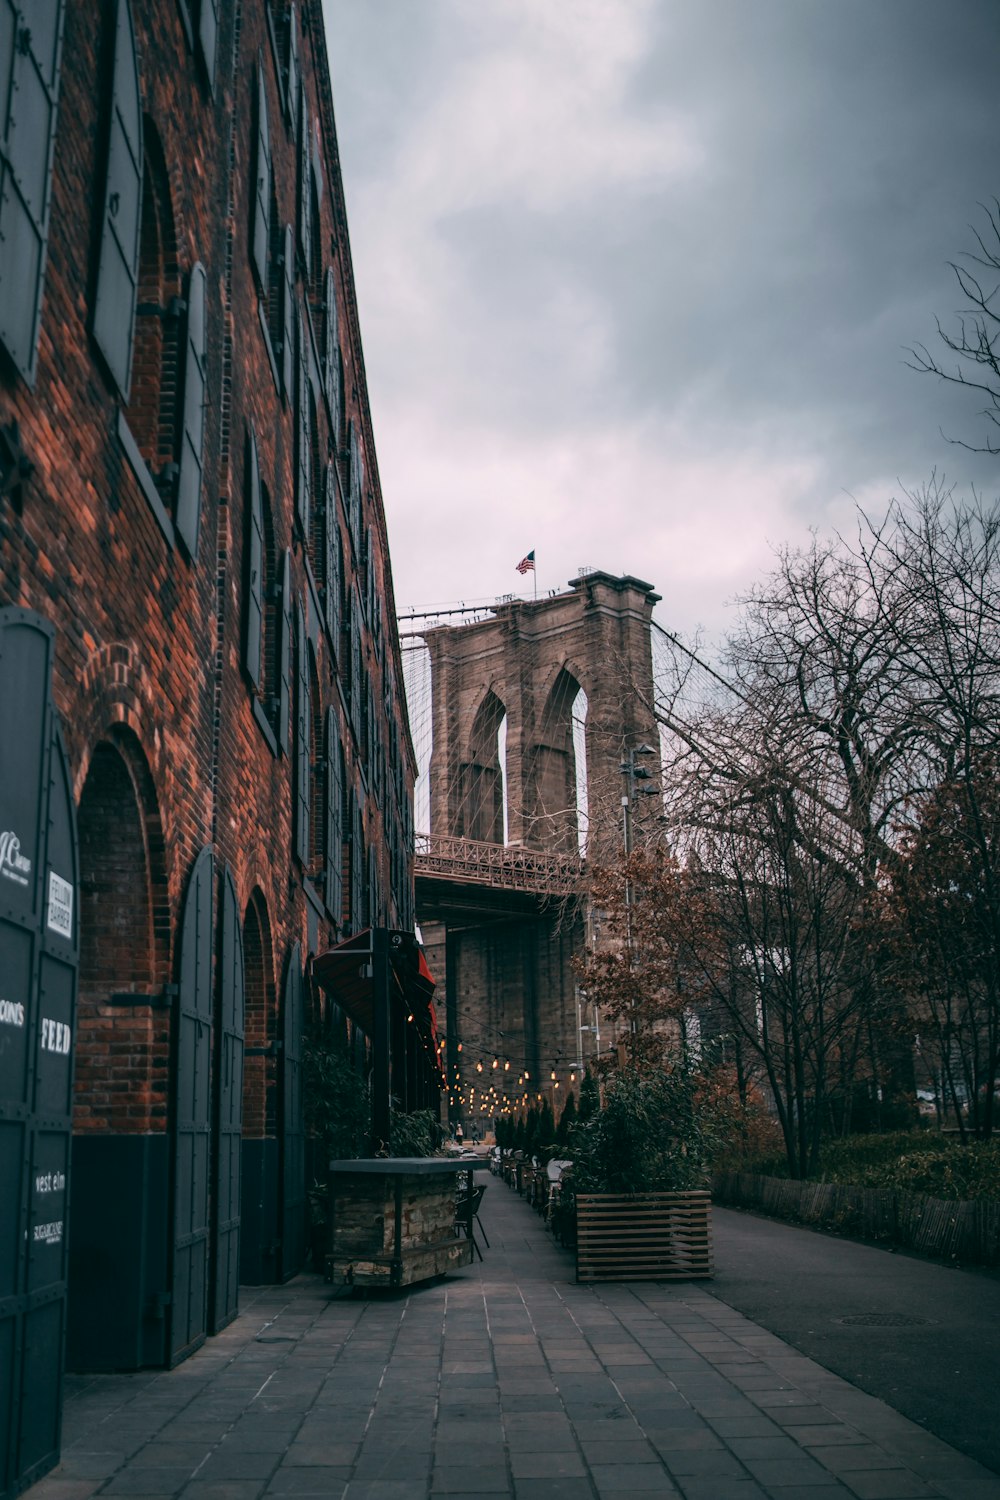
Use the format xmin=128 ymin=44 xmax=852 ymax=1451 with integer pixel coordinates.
xmin=528 ymin=667 xmax=587 ymax=854
xmin=455 ymin=689 xmax=506 ymax=843
xmin=240 ymin=888 xmax=279 ymax=1283
xmin=68 ymin=729 xmax=171 ymax=1370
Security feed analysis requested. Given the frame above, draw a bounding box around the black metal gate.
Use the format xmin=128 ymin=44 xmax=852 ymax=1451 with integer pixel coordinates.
xmin=0 ymin=609 xmax=79 ymax=1500
xmin=169 ymin=846 xmax=214 ymax=1365
xmin=279 ymin=945 xmax=305 ymax=1281
xmin=209 ymin=866 xmax=244 ymax=1333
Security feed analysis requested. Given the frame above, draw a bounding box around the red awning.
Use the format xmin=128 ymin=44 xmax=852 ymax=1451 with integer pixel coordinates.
xmin=313 ymin=929 xmax=444 ymax=1077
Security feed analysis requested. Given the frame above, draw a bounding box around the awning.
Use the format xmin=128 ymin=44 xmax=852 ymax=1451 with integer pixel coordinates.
xmin=313 ymin=928 xmax=444 ymax=1076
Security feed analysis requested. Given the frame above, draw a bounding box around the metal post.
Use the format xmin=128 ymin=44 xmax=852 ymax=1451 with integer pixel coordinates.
xmin=445 ymin=927 xmax=461 ymax=1133
xmin=371 ymin=926 xmax=392 ymax=1154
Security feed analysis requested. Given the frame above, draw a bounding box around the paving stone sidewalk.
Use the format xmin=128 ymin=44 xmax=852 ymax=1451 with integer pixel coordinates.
xmin=28 ymin=1176 xmax=1000 ymax=1500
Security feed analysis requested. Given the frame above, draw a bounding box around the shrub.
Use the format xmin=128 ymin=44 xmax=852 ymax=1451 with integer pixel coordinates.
xmin=569 ymin=1061 xmax=716 ymax=1194
xmin=389 ymin=1108 xmax=440 ymax=1158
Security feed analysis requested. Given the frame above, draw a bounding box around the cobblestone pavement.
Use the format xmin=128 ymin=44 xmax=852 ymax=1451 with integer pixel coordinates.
xmin=27 ymin=1177 xmax=1000 ymax=1500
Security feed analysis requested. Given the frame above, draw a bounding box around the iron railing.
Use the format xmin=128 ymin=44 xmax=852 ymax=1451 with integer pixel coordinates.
xmin=414 ymin=832 xmax=581 ymax=896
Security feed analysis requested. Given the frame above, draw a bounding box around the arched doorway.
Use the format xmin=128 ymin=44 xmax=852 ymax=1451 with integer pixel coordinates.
xmin=240 ymin=890 xmax=279 ymax=1283
xmin=67 ymin=731 xmax=171 ymax=1371
xmin=0 ymin=609 xmax=79 ymax=1498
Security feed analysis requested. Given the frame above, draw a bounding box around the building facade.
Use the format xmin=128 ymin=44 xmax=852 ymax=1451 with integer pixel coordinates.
xmin=0 ymin=1 xmax=415 ymax=1489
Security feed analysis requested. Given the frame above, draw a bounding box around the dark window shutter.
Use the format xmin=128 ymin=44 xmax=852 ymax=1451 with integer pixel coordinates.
xmin=280 ymin=222 xmax=294 ymax=397
xmin=323 ymin=267 xmax=340 ymax=437
xmin=0 ymin=0 xmax=64 ymax=383
xmin=197 ymin=0 xmax=218 ymax=90
xmin=285 ymin=3 xmax=299 ymax=131
xmin=92 ymin=0 xmax=142 ymax=399
xmin=277 ymin=548 xmax=292 ymax=752
xmin=324 ymin=465 xmax=339 ymax=643
xmin=244 ymin=427 xmax=263 ymax=689
xmin=176 ymin=261 xmax=208 ymax=560
xmin=294 ymin=605 xmax=309 ymax=864
xmin=351 ymin=797 xmax=364 ymax=934
xmin=295 ymin=305 xmax=310 ymax=534
xmin=348 ymin=421 xmax=363 ymax=552
xmin=368 ymin=844 xmax=377 ymax=930
xmin=324 ymin=707 xmax=342 ymax=920
xmin=350 ymin=591 xmax=362 ymax=735
xmin=251 ymin=62 xmax=270 ymax=293
xmin=297 ymin=85 xmax=310 ymax=282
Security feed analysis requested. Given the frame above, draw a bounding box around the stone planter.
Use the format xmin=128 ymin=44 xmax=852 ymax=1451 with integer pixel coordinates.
xmin=327 ymin=1158 xmax=475 ymax=1288
xmin=575 ymin=1190 xmax=713 ymax=1282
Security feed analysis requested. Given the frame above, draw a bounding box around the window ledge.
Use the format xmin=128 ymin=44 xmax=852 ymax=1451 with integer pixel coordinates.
xmin=118 ymin=412 xmax=175 ymax=548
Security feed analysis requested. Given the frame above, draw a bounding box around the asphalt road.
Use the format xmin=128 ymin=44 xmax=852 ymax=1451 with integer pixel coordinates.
xmin=711 ymin=1204 xmax=1000 ymax=1475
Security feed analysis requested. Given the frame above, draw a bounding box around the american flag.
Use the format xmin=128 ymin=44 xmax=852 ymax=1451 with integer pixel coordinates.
xmin=516 ymin=550 xmax=535 ymax=574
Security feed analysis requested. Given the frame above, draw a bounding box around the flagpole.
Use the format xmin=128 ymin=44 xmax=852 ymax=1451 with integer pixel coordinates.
xmin=534 ymin=554 xmax=538 ymax=602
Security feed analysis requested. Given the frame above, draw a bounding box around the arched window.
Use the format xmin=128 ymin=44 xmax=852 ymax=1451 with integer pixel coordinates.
xmin=307 ymin=644 xmax=323 ymax=882
xmin=294 ymin=603 xmax=309 ymax=864
xmin=130 ymin=126 xmax=182 ymax=484
xmin=92 ymin=0 xmax=142 ymax=400
xmin=323 ymin=267 xmax=341 ymax=443
xmin=251 ymin=58 xmax=292 ymax=399
xmin=244 ymin=427 xmax=289 ymax=750
xmin=307 ymin=397 xmax=324 ymax=588
xmin=325 ymin=710 xmax=344 ymax=923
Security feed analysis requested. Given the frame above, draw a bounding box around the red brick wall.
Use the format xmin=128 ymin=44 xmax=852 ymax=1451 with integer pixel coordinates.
xmin=0 ymin=1 xmax=416 ymax=1137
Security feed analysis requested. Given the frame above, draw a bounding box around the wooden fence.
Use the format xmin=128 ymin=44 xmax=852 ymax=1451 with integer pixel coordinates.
xmin=712 ymin=1171 xmax=1000 ymax=1267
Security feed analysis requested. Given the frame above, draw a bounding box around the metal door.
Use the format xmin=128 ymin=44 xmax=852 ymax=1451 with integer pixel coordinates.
xmin=0 ymin=609 xmax=79 ymax=1500
xmin=279 ymin=945 xmax=305 ymax=1280
xmin=169 ymin=846 xmax=213 ymax=1364
xmin=209 ymin=866 xmax=244 ymax=1333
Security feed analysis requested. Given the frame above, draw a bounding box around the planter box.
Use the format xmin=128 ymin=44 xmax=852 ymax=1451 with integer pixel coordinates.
xmin=576 ymin=1190 xmax=713 ymax=1282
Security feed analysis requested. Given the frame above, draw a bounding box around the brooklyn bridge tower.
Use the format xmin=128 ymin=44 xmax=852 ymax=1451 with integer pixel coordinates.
xmin=406 ymin=571 xmax=661 ymax=1131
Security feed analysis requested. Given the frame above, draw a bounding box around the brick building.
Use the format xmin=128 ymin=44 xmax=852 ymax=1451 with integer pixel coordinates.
xmin=0 ymin=1 xmax=417 ymax=1489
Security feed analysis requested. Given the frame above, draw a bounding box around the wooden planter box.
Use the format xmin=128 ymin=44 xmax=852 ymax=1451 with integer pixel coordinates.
xmin=576 ymin=1190 xmax=713 ymax=1282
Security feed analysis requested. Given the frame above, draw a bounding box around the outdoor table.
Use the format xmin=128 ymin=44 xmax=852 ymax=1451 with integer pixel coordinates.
xmin=326 ymin=1157 xmax=484 ymax=1288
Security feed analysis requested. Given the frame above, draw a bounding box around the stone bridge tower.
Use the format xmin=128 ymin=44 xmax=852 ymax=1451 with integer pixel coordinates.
xmin=414 ymin=572 xmax=661 ymax=1133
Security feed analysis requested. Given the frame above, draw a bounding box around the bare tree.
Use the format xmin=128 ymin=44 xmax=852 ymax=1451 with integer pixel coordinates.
xmin=907 ymin=199 xmax=1000 ymax=454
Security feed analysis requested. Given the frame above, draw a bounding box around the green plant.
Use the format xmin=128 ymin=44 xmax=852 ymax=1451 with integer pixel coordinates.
xmin=569 ymin=1059 xmax=717 ymax=1194
xmin=303 ymin=1024 xmax=370 ymax=1162
xmin=556 ymin=1090 xmax=577 ymax=1146
xmin=389 ymin=1108 xmax=440 ymax=1158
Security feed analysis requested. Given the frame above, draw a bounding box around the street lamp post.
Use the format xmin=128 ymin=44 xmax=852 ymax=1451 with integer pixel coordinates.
xmin=618 ymin=744 xmax=657 ymax=1043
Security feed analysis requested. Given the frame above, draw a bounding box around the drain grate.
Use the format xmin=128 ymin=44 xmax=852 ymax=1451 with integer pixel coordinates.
xmin=837 ymin=1312 xmax=930 ymax=1327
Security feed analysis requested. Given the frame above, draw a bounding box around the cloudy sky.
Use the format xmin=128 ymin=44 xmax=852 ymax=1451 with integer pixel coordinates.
xmin=323 ymin=0 xmax=999 ymax=646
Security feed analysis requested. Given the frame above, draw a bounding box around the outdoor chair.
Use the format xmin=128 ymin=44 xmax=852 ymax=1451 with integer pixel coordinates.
xmin=456 ymin=1182 xmax=489 ymax=1259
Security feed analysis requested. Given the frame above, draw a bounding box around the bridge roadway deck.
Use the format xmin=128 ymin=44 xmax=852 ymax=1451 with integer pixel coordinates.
xmin=28 ymin=1182 xmax=1000 ymax=1500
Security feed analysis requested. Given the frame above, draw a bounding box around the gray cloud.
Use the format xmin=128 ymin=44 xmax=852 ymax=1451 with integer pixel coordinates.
xmin=324 ymin=0 xmax=999 ymax=638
